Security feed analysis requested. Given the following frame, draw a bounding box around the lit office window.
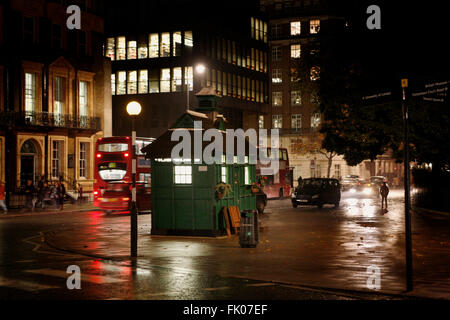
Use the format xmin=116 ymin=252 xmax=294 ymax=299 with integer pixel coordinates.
xmin=149 ymin=70 xmax=159 ymax=93
xmin=138 ymin=70 xmax=148 ymax=94
xmin=138 ymin=38 xmax=148 ymax=59
xmin=161 ymin=32 xmax=170 ymax=57
xmin=251 ymin=17 xmax=255 ymax=38
xmin=259 ymin=115 xmax=264 ymax=129
xmin=116 ymin=36 xmax=126 ymax=60
xmin=251 ymin=48 xmax=255 ymax=70
xmin=184 ymin=66 xmax=193 ymax=91
xmin=291 ymin=44 xmax=301 ymax=58
xmin=106 ymin=38 xmax=115 ymax=60
xmin=272 ymin=92 xmax=282 ymax=107
xmin=222 ymin=72 xmax=228 ymax=96
xmin=173 ymin=31 xmax=182 ymax=56
xmin=149 ymin=33 xmax=159 ymax=58
xmin=272 ymin=115 xmax=283 ymax=129
xmin=272 ymin=69 xmax=282 ymax=83
xmin=127 ymin=71 xmax=137 ymax=94
xmin=311 ymin=113 xmax=321 ymax=128
xmin=291 ymin=90 xmax=302 ymax=105
xmin=291 ymin=21 xmax=301 ymax=35
xmin=160 ymin=68 xmax=171 ymax=92
xmin=111 ymin=74 xmax=116 ymax=95
xmin=291 ymin=114 xmax=302 ymax=130
xmin=172 ymin=67 xmax=182 ymax=92
xmin=117 ymin=71 xmax=126 ymax=95
xmin=174 ymin=166 xmax=192 ymax=184
xmin=310 ymin=20 xmax=321 ymax=34
xmin=25 ymin=73 xmax=36 ymax=114
xmin=217 ymin=70 xmax=222 ymax=94
xmin=79 ymin=81 xmax=88 ymax=117
xmin=184 ymin=31 xmax=193 ymax=47
xmin=127 ymin=40 xmax=137 ymax=59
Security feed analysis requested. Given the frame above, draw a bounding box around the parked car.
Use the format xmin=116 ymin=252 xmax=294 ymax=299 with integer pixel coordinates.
xmin=292 ymin=178 xmax=341 ymax=208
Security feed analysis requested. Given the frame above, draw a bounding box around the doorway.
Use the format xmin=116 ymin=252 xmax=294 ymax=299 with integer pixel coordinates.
xmin=20 ymin=139 xmax=39 ymax=186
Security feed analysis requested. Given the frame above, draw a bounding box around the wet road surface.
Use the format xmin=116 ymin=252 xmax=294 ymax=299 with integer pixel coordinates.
xmin=0 ymin=189 xmax=448 ymax=300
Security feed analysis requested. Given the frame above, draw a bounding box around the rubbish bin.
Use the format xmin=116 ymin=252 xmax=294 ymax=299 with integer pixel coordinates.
xmin=239 ymin=210 xmax=259 ymax=248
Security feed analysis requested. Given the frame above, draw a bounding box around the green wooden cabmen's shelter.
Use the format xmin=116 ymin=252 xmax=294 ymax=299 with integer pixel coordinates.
xmin=142 ymin=88 xmax=257 ymax=237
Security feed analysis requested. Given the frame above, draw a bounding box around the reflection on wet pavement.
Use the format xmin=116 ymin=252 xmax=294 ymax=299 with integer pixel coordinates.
xmin=41 ymin=189 xmax=449 ymax=299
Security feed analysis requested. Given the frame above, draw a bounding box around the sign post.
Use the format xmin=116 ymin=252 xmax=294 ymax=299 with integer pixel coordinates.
xmin=402 ymin=79 xmax=413 ymax=292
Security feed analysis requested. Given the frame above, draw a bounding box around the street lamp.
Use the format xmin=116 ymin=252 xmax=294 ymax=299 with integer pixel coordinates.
xmin=126 ymin=101 xmax=142 ymax=258
xmin=186 ymin=63 xmax=206 ymax=111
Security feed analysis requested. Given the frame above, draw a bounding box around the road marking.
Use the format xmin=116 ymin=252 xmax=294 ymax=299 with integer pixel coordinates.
xmin=204 ymin=287 xmax=231 ymax=291
xmin=24 ymin=268 xmax=128 ymax=284
xmin=0 ymin=276 xmax=60 ymax=292
xmin=246 ymin=283 xmax=276 ymax=287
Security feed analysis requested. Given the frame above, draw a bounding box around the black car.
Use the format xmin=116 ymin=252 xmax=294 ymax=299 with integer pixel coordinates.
xmin=291 ymin=178 xmax=341 ymax=208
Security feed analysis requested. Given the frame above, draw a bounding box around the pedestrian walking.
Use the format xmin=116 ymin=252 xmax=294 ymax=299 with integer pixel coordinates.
xmin=24 ymin=180 xmax=36 ymax=211
xmin=36 ymin=176 xmax=47 ymax=209
xmin=0 ymin=181 xmax=8 ymax=214
xmin=57 ymin=181 xmax=66 ymax=210
xmin=380 ymin=182 xmax=389 ymax=213
xmin=297 ymin=176 xmax=303 ymax=188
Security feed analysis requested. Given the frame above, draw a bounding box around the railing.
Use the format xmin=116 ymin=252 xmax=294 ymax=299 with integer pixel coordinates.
xmin=0 ymin=111 xmax=101 ymax=131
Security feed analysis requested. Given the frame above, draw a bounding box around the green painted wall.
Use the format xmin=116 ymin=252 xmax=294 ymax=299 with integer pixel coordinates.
xmin=151 ymin=161 xmax=256 ymax=236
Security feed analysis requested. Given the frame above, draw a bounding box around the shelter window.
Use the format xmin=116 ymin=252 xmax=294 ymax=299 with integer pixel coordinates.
xmin=174 ymin=166 xmax=192 ymax=184
xmin=245 ymin=167 xmax=251 ymax=185
xmin=310 ymin=20 xmax=321 ymax=34
xmin=221 ymin=167 xmax=228 ymax=183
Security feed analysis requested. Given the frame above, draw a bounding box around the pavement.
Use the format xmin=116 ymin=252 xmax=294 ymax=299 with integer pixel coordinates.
xmin=0 ymin=202 xmax=97 ymax=218
xmin=1 ymin=191 xmax=449 ymax=300
xmin=33 ymin=193 xmax=449 ymax=300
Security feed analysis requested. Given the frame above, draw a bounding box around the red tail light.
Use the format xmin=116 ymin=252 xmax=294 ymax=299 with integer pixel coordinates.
xmin=96 ymin=154 xmax=102 ymax=159
xmin=122 ymin=197 xmax=130 ymax=201
xmin=93 ymin=190 xmax=99 ymax=196
xmin=124 ymin=153 xmax=130 ymax=158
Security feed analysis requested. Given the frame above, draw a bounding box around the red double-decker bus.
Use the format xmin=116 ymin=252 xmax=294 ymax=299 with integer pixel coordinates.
xmin=256 ymin=147 xmax=294 ymax=199
xmin=94 ymin=136 xmax=154 ymax=213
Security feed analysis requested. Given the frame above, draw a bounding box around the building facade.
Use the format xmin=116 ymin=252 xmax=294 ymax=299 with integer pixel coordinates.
xmin=0 ymin=0 xmax=111 ymax=205
xmin=257 ymin=0 xmax=398 ymax=184
xmin=104 ymin=0 xmax=270 ymax=139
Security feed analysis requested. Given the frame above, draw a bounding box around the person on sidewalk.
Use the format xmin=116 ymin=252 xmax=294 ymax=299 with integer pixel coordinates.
xmin=380 ymin=182 xmax=390 ymax=213
xmin=57 ymin=181 xmax=66 ymax=210
xmin=0 ymin=181 xmax=8 ymax=214
xmin=36 ymin=176 xmax=47 ymax=210
xmin=24 ymin=180 xmax=36 ymax=211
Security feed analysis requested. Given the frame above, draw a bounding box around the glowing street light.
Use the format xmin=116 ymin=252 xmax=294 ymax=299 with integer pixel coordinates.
xmin=126 ymin=101 xmax=142 ymax=258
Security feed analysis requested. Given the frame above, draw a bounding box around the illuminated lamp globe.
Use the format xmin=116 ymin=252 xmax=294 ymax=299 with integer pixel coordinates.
xmin=195 ymin=64 xmax=206 ymax=74
xmin=126 ymin=101 xmax=142 ymax=116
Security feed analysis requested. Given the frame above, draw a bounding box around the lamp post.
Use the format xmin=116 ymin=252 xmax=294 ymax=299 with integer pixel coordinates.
xmin=126 ymin=101 xmax=142 ymax=258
